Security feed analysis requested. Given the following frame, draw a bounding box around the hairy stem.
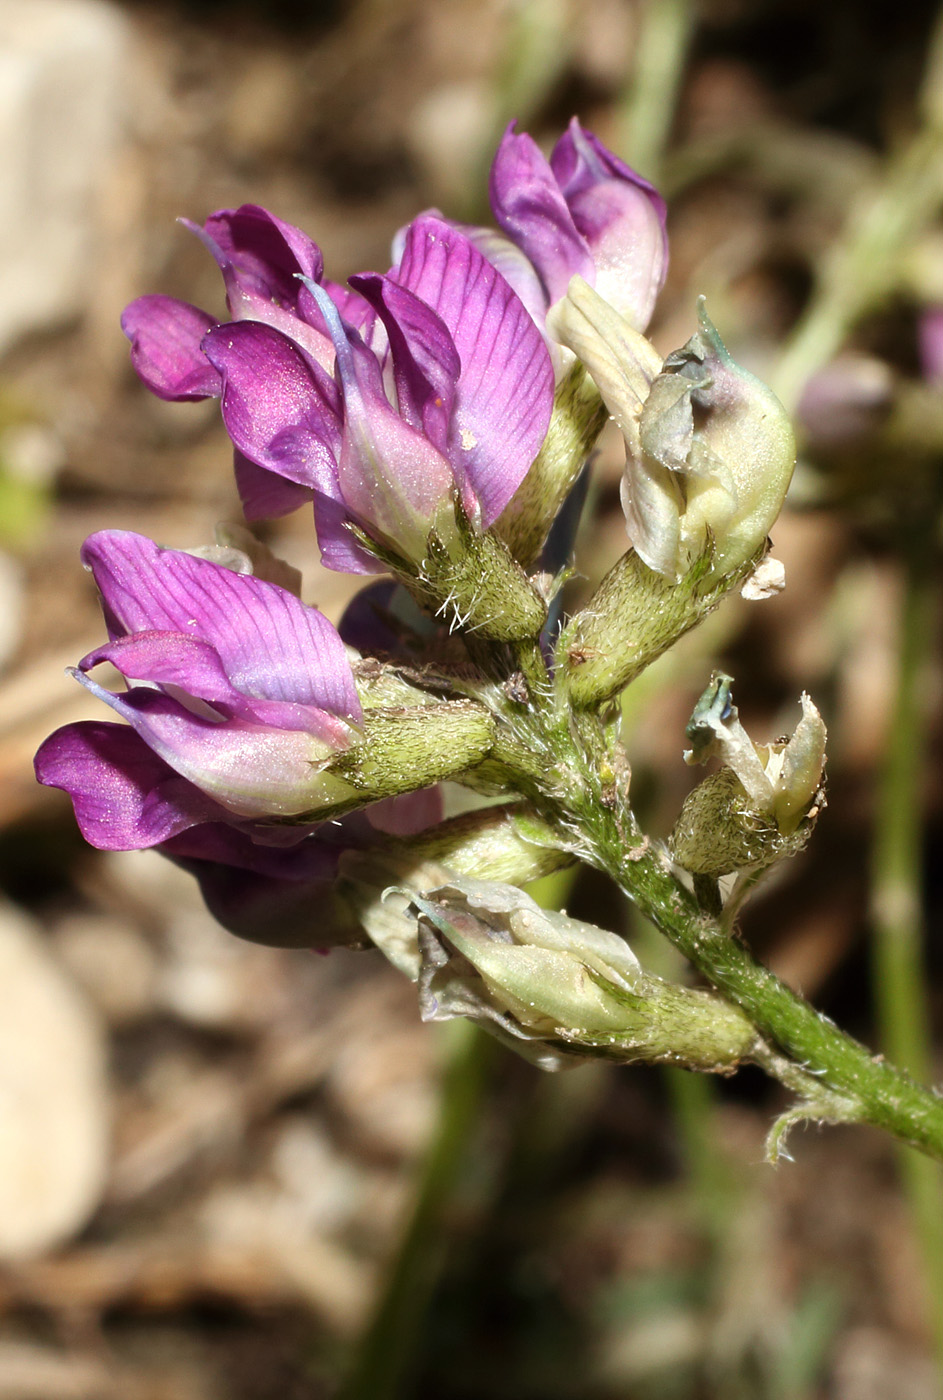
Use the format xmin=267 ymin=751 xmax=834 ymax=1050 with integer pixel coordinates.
xmin=591 ymin=813 xmax=943 ymax=1158
xmin=503 ymin=700 xmax=943 ymax=1157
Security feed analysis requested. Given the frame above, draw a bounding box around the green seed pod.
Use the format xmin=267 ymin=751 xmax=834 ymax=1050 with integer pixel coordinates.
xmin=670 ymin=767 xmax=784 ymax=877
xmin=670 ymin=676 xmax=827 ymax=879
xmin=399 ymin=875 xmax=757 ymax=1072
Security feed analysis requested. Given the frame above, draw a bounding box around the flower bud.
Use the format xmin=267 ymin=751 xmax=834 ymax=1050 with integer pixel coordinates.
xmin=383 ymin=875 xmax=756 ymax=1071
xmin=556 ymin=287 xmax=795 ymax=707
xmin=552 ymin=282 xmax=794 ymax=583
xmin=671 ymin=674 xmax=827 ymax=878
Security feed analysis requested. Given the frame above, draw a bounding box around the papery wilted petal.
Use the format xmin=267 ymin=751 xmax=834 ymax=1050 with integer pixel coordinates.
xmin=672 ymin=674 xmax=827 ymax=877
xmin=405 ymin=875 xmax=756 ymax=1070
xmin=622 ymin=302 xmax=795 ymax=582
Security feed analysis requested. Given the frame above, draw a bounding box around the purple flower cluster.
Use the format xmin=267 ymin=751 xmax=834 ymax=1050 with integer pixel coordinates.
xmin=36 ymin=119 xmax=666 ymax=948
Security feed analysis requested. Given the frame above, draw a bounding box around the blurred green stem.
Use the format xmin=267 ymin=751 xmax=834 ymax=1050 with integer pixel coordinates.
xmin=772 ymin=12 xmax=943 ymax=414
xmin=870 ymin=528 xmax=943 ymax=1363
xmin=339 ymin=1021 xmax=490 ymax=1400
xmin=634 ymin=914 xmax=735 ymax=1234
xmin=619 ymin=0 xmax=695 ymax=180
xmin=665 ymin=1067 xmax=734 ymax=1238
xmin=772 ymin=124 xmax=943 ymax=414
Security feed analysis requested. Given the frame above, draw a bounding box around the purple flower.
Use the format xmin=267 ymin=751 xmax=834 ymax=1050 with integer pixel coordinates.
xmin=37 ymin=717 xmax=441 ymax=948
xmin=436 ymin=119 xmax=666 ymax=354
xmin=492 ymin=119 xmax=667 ymax=330
xmin=919 ymin=307 xmax=943 ymax=386
xmin=35 ymin=530 xmax=365 ymax=825
xmin=204 ymin=215 xmax=554 ymax=572
xmin=120 ymin=204 xmax=356 ymax=404
xmin=34 ymin=533 xmax=452 ymax=946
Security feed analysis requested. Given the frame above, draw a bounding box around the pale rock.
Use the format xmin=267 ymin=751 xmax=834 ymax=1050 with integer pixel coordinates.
xmin=0 ymin=902 xmax=109 ymax=1258
xmin=0 ymin=0 xmax=130 ymax=354
xmin=0 ymin=550 xmax=22 ymax=671
xmin=52 ymin=912 xmax=158 ymax=1024
xmin=407 ymin=82 xmax=492 ymax=208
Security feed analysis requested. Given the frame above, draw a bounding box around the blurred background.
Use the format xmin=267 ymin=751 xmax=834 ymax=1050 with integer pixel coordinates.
xmin=3 ymin=0 xmax=943 ymax=1395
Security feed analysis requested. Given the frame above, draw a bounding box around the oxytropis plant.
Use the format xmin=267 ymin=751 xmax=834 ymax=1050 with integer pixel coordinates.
xmin=35 ymin=120 xmax=943 ymax=1161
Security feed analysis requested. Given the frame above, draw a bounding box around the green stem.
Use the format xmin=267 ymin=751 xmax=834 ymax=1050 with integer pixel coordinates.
xmin=665 ymin=1066 xmax=734 ymax=1237
xmin=772 ymin=124 xmax=943 ymax=415
xmin=870 ymin=534 xmax=943 ymax=1361
xmin=338 ymin=1021 xmax=490 ymax=1400
xmin=538 ymin=765 xmax=943 ymax=1158
xmin=619 ymin=0 xmax=695 ymax=181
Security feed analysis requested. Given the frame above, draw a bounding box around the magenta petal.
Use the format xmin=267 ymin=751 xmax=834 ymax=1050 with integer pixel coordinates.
xmin=163 ymin=824 xmax=359 ymax=949
xmin=323 ymin=277 xmax=379 ymax=339
xmin=73 ymin=681 xmax=335 ymax=819
xmin=204 ymin=322 xmax=342 ymax=497
xmin=35 ymin=721 xmax=222 ymax=849
xmin=81 ymin=531 xmax=362 ymax=721
xmin=447 ymin=223 xmax=550 ymax=331
xmin=121 ymin=296 xmax=221 ymax=401
xmin=348 ymin=271 xmax=459 ymax=453
xmin=81 ymin=632 xmax=238 ymax=706
xmin=234 ymin=450 xmax=315 ymax=521
xmin=82 ymin=632 xmax=354 ymax=745
xmin=312 ymin=491 xmax=386 ymax=576
xmin=165 ymin=821 xmax=338 ymax=878
xmin=203 ymin=204 xmax=324 ymax=311
xmin=551 ymin=121 xmax=668 ymax=330
xmin=306 ymin=281 xmax=455 ymax=557
xmin=337 ymin=580 xmax=402 ymax=653
xmin=183 ymin=213 xmax=336 ymax=368
xmin=550 ymin=119 xmax=666 ymax=220
xmin=394 ymin=217 xmax=554 ymax=526
xmin=489 ymin=123 xmax=594 ymax=306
